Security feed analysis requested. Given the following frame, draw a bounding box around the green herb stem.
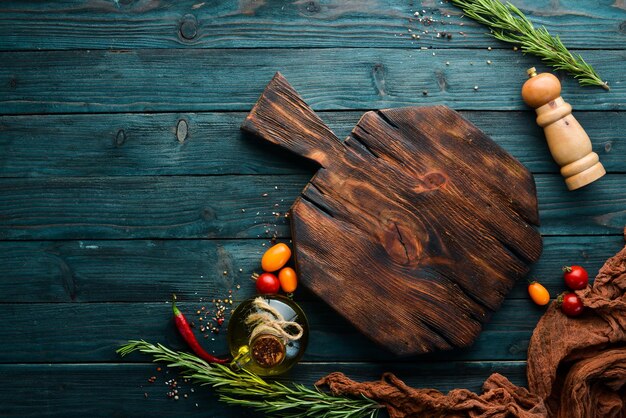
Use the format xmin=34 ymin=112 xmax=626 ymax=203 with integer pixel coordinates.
xmin=117 ymin=340 xmax=381 ymax=418
xmin=450 ymin=0 xmax=609 ymax=90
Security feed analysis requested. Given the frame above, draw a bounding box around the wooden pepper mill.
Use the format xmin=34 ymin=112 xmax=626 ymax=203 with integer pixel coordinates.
xmin=521 ymin=67 xmax=605 ymax=190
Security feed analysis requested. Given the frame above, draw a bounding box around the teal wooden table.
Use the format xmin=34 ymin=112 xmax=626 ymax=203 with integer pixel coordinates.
xmin=1 ymin=1 xmax=624 ymax=416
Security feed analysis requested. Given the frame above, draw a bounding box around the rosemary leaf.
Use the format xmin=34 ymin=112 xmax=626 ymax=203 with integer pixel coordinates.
xmin=450 ymin=0 xmax=609 ymax=90
xmin=117 ymin=340 xmax=382 ymax=418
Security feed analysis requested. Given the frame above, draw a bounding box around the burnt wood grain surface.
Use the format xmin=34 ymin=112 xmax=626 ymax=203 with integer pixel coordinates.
xmin=242 ymin=73 xmax=543 ymax=355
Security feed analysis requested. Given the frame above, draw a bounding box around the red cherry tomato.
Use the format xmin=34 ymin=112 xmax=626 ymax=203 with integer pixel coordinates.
xmin=562 ymin=265 xmax=589 ymax=290
xmin=255 ymin=272 xmax=280 ymax=295
xmin=560 ymin=292 xmax=584 ymax=317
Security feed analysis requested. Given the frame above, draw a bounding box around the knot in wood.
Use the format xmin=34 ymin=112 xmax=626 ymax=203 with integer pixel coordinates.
xmin=201 ymin=207 xmax=216 ymax=220
xmin=179 ymin=14 xmax=198 ymax=40
xmin=304 ymin=0 xmax=321 ymax=13
xmin=115 ymin=129 xmax=126 ymax=147
xmin=176 ymin=119 xmax=188 ymax=143
xmin=378 ymin=214 xmax=423 ymax=266
xmin=371 ymin=63 xmax=387 ymax=96
xmin=421 ymin=172 xmax=447 ymax=190
xmin=435 ymin=70 xmax=449 ymax=92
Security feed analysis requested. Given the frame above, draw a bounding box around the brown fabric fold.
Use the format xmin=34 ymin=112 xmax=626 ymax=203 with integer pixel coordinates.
xmin=317 ymin=371 xmax=546 ymax=418
xmin=317 ymin=229 xmax=626 ymax=417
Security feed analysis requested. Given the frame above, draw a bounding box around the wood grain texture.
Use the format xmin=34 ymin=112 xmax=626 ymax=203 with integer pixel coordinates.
xmin=0 ymin=236 xmax=622 ymax=304
xmin=0 ymin=0 xmax=623 ymax=50
xmin=1 ymin=2 xmax=624 ymax=415
xmin=1 ymin=174 xmax=626 ymax=240
xmin=0 ymin=239 xmax=268 ymax=303
xmin=0 ymin=362 xmax=527 ymax=417
xmin=1 ymin=49 xmax=624 ymax=114
xmin=242 ymin=73 xmax=541 ymax=355
xmin=0 ymin=111 xmax=622 ymax=177
xmin=0 ymin=175 xmax=300 ymax=240
xmin=0 ymin=300 xmax=546 ymax=363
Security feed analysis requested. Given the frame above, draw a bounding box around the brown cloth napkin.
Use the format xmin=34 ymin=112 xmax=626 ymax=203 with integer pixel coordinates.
xmin=527 ymin=229 xmax=626 ymax=418
xmin=317 ymin=230 xmax=626 ymax=418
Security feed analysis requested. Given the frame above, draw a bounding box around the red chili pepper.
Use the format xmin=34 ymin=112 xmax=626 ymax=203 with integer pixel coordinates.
xmin=172 ymin=295 xmax=229 ymax=364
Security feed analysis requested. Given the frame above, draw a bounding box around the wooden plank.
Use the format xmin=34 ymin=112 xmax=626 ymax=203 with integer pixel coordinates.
xmin=0 ymin=300 xmax=543 ymax=363
xmin=0 ymin=49 xmax=622 ymax=114
xmin=0 ymin=175 xmax=301 ymax=240
xmin=0 ymin=0 xmax=623 ymax=50
xmin=1 ymin=111 xmax=622 ymax=178
xmin=0 ymin=112 xmax=316 ymax=177
xmin=0 ymin=363 xmax=252 ymax=418
xmin=1 ymin=174 xmax=625 ymax=240
xmin=535 ymin=174 xmax=626 ymax=235
xmin=0 ymin=362 xmax=527 ymax=417
xmin=0 ymin=237 xmax=622 ymax=303
xmin=0 ymin=239 xmax=267 ymax=303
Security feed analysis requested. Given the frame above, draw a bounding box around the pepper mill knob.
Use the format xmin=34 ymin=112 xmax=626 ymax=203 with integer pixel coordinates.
xmin=521 ymin=67 xmax=605 ymax=190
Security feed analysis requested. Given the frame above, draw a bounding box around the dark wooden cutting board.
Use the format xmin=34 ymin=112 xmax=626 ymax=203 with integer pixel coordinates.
xmin=242 ymin=73 xmax=542 ymax=356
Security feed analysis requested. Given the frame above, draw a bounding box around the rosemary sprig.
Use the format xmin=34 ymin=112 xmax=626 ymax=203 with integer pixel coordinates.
xmin=117 ymin=340 xmax=381 ymax=418
xmin=450 ymin=0 xmax=609 ymax=90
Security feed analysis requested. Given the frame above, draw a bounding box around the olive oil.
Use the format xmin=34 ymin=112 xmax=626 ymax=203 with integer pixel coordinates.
xmin=228 ymin=295 xmax=308 ymax=376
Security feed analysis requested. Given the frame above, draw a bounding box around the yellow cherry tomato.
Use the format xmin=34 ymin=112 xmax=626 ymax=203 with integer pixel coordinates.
xmin=278 ymin=267 xmax=298 ymax=293
xmin=261 ymin=243 xmax=291 ymax=272
xmin=528 ymin=281 xmax=550 ymax=306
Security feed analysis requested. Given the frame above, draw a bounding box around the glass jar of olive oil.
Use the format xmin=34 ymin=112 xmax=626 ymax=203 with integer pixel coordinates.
xmin=228 ymin=295 xmax=308 ymax=376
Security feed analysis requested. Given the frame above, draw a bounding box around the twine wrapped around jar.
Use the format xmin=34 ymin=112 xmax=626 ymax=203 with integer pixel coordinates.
xmin=245 ymin=297 xmax=304 ymax=344
xmin=244 ymin=298 xmax=302 ymax=368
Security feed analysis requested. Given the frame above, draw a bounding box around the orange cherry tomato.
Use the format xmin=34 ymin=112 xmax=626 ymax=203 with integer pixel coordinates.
xmin=528 ymin=281 xmax=550 ymax=306
xmin=278 ymin=267 xmax=298 ymax=293
xmin=261 ymin=243 xmax=291 ymax=272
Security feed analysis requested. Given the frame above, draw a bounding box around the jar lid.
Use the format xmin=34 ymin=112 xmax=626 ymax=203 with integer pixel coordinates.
xmin=251 ymin=334 xmax=286 ymax=368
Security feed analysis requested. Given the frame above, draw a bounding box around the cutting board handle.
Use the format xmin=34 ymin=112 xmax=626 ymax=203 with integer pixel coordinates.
xmin=242 ymin=72 xmax=343 ymax=168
